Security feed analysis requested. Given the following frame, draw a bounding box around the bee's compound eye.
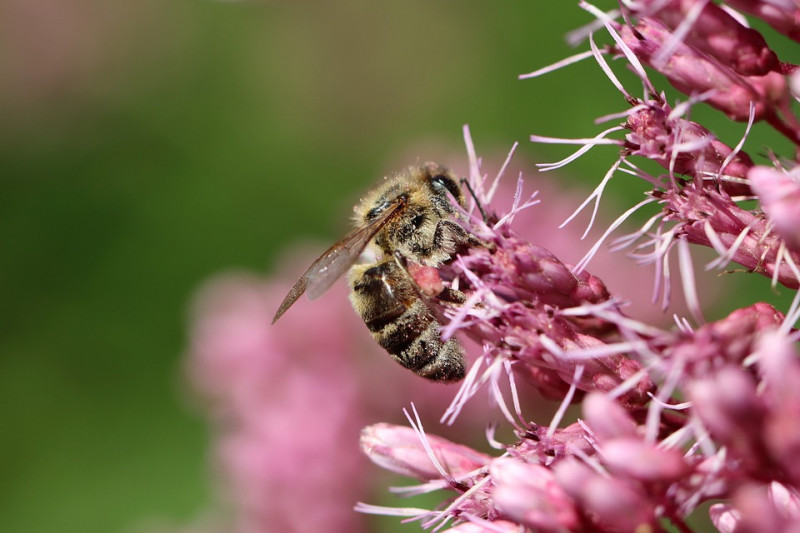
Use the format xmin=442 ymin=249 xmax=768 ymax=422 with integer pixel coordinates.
xmin=431 ymin=175 xmax=448 ymax=187
xmin=431 ymin=174 xmax=461 ymax=199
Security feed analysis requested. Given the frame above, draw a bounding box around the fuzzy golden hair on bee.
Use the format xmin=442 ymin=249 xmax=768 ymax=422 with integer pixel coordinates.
xmin=353 ymin=162 xmax=466 ymax=219
xmin=352 ymin=163 xmax=472 ymax=267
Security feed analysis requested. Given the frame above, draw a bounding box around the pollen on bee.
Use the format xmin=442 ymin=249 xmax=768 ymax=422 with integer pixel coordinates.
xmin=407 ymin=262 xmax=445 ymax=297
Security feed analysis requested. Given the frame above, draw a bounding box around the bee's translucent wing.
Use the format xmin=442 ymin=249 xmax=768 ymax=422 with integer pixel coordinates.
xmin=271 ymin=201 xmax=402 ymax=324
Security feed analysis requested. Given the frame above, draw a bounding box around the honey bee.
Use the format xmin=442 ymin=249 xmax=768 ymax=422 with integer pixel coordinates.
xmin=271 ymin=163 xmax=479 ymax=382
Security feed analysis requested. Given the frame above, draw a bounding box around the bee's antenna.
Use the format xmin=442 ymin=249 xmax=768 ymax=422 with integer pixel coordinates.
xmin=460 ymin=178 xmax=491 ymax=223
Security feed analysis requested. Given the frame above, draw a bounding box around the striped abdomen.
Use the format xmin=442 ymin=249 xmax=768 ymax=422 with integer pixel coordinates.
xmin=348 ymin=260 xmax=465 ymax=382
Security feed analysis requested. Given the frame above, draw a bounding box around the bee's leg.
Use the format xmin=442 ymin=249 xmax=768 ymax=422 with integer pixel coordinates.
xmin=433 ymin=220 xmax=491 ymax=255
xmin=437 ymin=286 xmax=467 ymax=304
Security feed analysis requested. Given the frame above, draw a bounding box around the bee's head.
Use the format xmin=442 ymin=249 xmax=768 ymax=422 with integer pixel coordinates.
xmin=354 ymin=163 xmax=464 ymax=226
xmin=421 ymin=163 xmax=464 ymax=207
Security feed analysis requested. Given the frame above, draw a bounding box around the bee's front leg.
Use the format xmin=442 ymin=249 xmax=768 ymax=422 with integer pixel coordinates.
xmin=433 ymin=220 xmax=487 ymax=256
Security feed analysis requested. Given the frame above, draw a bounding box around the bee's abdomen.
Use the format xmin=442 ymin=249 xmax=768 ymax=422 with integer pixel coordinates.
xmin=371 ymin=300 xmax=434 ymax=353
xmin=350 ymin=263 xmax=410 ymax=331
xmin=349 ymin=260 xmax=465 ymax=382
xmin=373 ymin=302 xmax=465 ymax=383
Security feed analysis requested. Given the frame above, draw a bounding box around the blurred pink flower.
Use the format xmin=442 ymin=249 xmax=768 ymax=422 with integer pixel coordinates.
xmin=445 ymin=520 xmax=522 ymax=533
xmin=554 ymin=458 xmax=658 ymax=532
xmin=0 ymin=0 xmax=172 ymax=115
xmin=186 ymin=274 xmax=368 ymax=533
xmin=726 ymin=0 xmax=800 ymax=43
xmin=749 ymin=164 xmax=800 ymax=252
xmin=711 ymin=482 xmax=800 ymax=533
xmin=491 ymin=458 xmax=579 ymax=532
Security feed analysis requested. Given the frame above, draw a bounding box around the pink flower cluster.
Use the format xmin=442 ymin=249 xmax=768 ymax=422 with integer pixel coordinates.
xmin=185 ymin=275 xmax=370 ymax=533
xmin=357 ymin=2 xmax=800 ymax=532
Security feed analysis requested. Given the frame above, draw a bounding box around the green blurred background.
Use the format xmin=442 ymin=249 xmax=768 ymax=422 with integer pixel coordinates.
xmin=1 ymin=1 xmax=796 ymax=532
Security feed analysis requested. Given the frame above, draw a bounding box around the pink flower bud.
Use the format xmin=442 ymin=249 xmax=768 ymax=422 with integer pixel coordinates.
xmin=726 ymin=0 xmax=800 ymax=43
xmin=490 ymin=457 xmax=580 ymax=532
xmin=360 ymin=423 xmax=490 ymax=481
xmin=554 ymin=459 xmax=656 ymax=531
xmin=601 ymin=437 xmax=691 ymax=482
xmin=757 ymin=330 xmax=800 ymax=406
xmin=727 ymin=483 xmax=800 ymax=532
xmin=625 ymin=100 xmax=754 ymax=195
xmin=647 ymin=0 xmax=780 ymax=75
xmin=757 ymin=332 xmax=800 ymax=485
xmin=689 ymin=366 xmax=762 ymax=432
xmin=709 ymin=503 xmax=740 ymax=533
xmin=465 ymin=235 xmax=610 ymax=309
xmin=619 ymin=17 xmax=786 ymax=122
xmin=582 ymin=392 xmax=637 ymax=441
xmin=446 ymin=520 xmax=523 ymax=533
xmin=664 ymin=185 xmax=800 ymax=289
xmin=687 ymin=366 xmax=766 ymax=469
xmin=671 ymin=303 xmax=785 ymax=373
xmin=749 ymin=165 xmax=800 ymax=252
xmin=447 ymin=230 xmax=655 ymax=407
